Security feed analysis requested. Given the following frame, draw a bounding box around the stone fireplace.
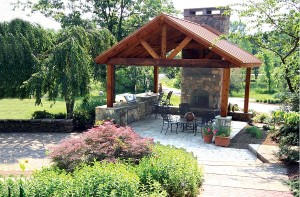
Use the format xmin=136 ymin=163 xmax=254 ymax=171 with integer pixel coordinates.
xmin=181 ymin=7 xmax=230 ymax=117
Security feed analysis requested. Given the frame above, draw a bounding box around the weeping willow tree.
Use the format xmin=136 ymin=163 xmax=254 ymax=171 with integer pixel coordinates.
xmin=0 ymin=19 xmax=52 ymax=98
xmin=24 ymin=26 xmax=114 ymax=118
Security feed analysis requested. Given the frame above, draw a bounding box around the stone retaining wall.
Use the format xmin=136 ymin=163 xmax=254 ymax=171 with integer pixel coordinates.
xmin=0 ymin=119 xmax=74 ymax=133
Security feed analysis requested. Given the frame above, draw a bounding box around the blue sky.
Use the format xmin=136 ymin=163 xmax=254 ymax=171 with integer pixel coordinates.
xmin=0 ymin=0 xmax=239 ymax=30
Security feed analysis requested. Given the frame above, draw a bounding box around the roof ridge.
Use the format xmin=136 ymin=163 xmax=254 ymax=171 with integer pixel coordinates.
xmin=160 ymin=13 xmax=220 ymax=36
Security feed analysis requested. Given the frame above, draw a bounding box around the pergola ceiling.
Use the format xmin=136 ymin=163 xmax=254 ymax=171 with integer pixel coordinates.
xmin=95 ymin=13 xmax=262 ymax=68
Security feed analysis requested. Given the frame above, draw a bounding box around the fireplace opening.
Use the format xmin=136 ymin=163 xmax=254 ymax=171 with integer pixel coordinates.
xmin=190 ymin=90 xmax=209 ymax=108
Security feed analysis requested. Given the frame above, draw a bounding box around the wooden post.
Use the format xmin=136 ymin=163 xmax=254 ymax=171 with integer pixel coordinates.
xmin=107 ymin=64 xmax=115 ymax=107
xmin=244 ymin=67 xmax=251 ymax=113
xmin=220 ymin=68 xmax=231 ymax=117
xmin=154 ymin=66 xmax=158 ymax=93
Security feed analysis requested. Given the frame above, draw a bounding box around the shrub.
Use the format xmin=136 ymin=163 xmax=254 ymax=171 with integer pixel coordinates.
xmin=0 ymin=177 xmax=23 ymax=197
xmin=32 ymin=110 xmax=53 ymax=119
xmin=246 ymin=126 xmax=262 ymax=139
xmin=136 ymin=144 xmax=203 ymax=197
xmin=272 ymin=111 xmax=299 ymax=146
xmin=75 ymin=98 xmax=105 ymax=121
xmin=262 ymin=124 xmax=271 ymax=130
xmin=49 ymin=124 xmax=154 ymax=171
xmin=53 ymin=112 xmax=66 ymax=119
xmin=72 ymin=162 xmax=140 ymax=196
xmin=73 ymin=110 xmax=92 ymax=129
xmin=26 ymin=168 xmax=74 ymax=196
xmin=253 ymin=112 xmax=270 ymax=123
xmin=289 ymin=179 xmax=300 ymax=197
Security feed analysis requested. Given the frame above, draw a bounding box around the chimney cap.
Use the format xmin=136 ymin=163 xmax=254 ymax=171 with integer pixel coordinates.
xmin=184 ymin=7 xmax=228 ymax=17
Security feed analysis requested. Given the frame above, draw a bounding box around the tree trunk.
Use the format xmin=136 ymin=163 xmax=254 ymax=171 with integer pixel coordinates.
xmin=285 ymin=66 xmax=294 ymax=93
xmin=66 ymin=99 xmax=75 ymax=119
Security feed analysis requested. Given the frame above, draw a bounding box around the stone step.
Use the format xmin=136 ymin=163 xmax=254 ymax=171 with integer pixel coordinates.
xmin=202 ymin=172 xmax=290 ymax=191
xmin=203 ymin=164 xmax=288 ymax=181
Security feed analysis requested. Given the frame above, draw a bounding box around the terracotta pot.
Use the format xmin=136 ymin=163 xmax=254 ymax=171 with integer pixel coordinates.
xmin=184 ymin=112 xmax=195 ymax=121
xmin=215 ymin=136 xmax=230 ymax=147
xmin=203 ymin=134 xmax=213 ymax=143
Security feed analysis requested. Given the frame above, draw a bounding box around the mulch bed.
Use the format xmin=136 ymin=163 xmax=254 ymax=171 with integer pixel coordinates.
xmin=229 ymin=122 xmax=278 ymax=149
xmin=229 ymin=123 xmax=299 ymax=180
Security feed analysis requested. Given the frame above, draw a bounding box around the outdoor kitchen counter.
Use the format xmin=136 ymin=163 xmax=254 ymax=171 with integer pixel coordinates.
xmin=95 ymin=93 xmax=158 ymax=126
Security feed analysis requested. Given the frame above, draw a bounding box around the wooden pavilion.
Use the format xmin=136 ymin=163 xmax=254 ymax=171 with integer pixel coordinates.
xmin=95 ymin=13 xmax=262 ymax=118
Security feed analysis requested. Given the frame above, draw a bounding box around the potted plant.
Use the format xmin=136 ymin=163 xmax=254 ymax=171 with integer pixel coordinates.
xmin=214 ymin=125 xmax=231 ymax=147
xmin=202 ymin=122 xmax=215 ymax=143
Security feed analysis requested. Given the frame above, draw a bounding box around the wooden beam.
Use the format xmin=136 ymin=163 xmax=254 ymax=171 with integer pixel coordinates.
xmin=106 ymin=64 xmax=115 ymax=107
xmin=161 ymin=24 xmax=167 ymax=59
xmin=220 ymin=68 xmax=231 ymax=117
xmin=167 ymin=36 xmax=192 ymax=59
xmin=154 ymin=66 xmax=159 ymax=93
xmin=204 ymin=51 xmax=215 ymax=59
xmin=140 ymin=39 xmax=160 ymax=59
xmin=107 ymin=58 xmax=232 ymax=68
xmin=244 ymin=67 xmax=251 ymax=113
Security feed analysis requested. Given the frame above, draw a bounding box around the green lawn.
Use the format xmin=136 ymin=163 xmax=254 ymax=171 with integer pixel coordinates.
xmin=0 ymin=98 xmax=68 ymax=119
xmin=230 ymin=90 xmax=274 ymax=101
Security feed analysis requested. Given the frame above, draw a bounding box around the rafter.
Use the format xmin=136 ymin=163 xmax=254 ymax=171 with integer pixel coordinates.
xmin=140 ymin=39 xmax=160 ymax=59
xmin=167 ymin=36 xmax=192 ymax=59
xmin=204 ymin=51 xmax=215 ymax=59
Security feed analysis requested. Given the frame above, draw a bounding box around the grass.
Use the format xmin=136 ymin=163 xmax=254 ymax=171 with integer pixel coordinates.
xmin=170 ymin=94 xmax=180 ymax=106
xmin=0 ymin=98 xmax=67 ymax=119
xmin=231 ymin=90 xmax=274 ymax=101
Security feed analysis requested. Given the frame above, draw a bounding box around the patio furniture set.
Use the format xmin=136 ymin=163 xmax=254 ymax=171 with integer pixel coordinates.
xmin=150 ymin=91 xmax=210 ymax=136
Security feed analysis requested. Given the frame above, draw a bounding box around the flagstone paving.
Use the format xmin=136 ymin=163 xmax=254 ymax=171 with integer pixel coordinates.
xmin=0 ymin=117 xmax=293 ymax=196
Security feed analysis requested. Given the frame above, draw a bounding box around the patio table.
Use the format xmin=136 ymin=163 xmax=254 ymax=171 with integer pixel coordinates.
xmin=176 ymin=117 xmax=203 ymax=136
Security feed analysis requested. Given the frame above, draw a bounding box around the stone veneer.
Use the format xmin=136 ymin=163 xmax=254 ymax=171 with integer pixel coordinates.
xmin=95 ymin=93 xmax=158 ymax=126
xmin=0 ymin=119 xmax=73 ymax=133
xmin=181 ymin=7 xmax=230 ymax=116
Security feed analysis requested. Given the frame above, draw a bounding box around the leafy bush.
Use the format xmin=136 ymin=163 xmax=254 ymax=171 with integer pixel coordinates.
xmin=75 ymin=98 xmax=105 ymax=120
xmin=73 ymin=98 xmax=106 ymax=129
xmin=32 ymin=110 xmax=53 ymax=119
xmin=72 ymin=162 xmax=140 ymax=196
xmin=253 ymin=112 xmax=270 ymax=123
xmin=136 ymin=144 xmax=203 ymax=197
xmin=73 ymin=110 xmax=92 ymax=129
xmin=49 ymin=124 xmax=154 ymax=171
xmin=246 ymin=126 xmax=262 ymax=139
xmin=0 ymin=144 xmax=202 ymax=196
xmin=26 ymin=168 xmax=73 ymax=196
xmin=272 ymin=111 xmax=299 ymax=146
xmin=0 ymin=177 xmax=24 ymax=197
xmin=53 ymin=112 xmax=66 ymax=119
xmin=289 ymin=179 xmax=300 ymax=197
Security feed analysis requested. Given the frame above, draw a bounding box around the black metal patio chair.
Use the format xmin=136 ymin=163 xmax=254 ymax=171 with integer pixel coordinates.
xmin=160 ymin=108 xmax=179 ymax=135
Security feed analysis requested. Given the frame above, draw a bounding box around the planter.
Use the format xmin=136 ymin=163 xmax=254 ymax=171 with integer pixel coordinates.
xmin=215 ymin=136 xmax=230 ymax=147
xmin=203 ymin=134 xmax=213 ymax=143
xmin=184 ymin=112 xmax=195 ymax=121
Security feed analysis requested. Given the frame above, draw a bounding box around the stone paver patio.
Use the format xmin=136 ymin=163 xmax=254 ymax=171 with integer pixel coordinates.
xmin=0 ymin=117 xmax=293 ymax=196
xmin=130 ymin=118 xmax=257 ymax=163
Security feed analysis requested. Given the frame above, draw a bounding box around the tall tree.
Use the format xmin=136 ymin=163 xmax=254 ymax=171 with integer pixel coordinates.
xmin=230 ymin=0 xmax=299 ymax=94
xmin=15 ymin=0 xmax=178 ymax=41
xmin=24 ymin=26 xmax=92 ymax=118
xmin=0 ymin=19 xmax=52 ymax=98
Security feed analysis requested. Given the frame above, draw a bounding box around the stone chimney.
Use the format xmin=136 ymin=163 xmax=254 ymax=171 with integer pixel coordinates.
xmin=181 ymin=7 xmax=230 ymax=118
xmin=183 ymin=7 xmax=230 ymax=34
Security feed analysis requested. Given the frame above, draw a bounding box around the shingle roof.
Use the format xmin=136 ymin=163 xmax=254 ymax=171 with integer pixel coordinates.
xmin=95 ymin=13 xmax=262 ymax=67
